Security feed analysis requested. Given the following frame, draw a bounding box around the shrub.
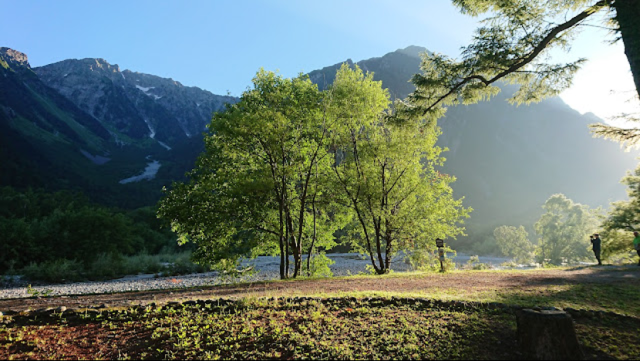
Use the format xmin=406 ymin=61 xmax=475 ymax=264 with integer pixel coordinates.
xmin=89 ymin=253 xmax=126 ymax=280
xmin=21 ymin=259 xmax=85 ymax=283
xmin=407 ymin=249 xmax=456 ymax=272
xmin=465 ymin=255 xmax=492 ymax=270
xmin=307 ymin=252 xmax=335 ymax=278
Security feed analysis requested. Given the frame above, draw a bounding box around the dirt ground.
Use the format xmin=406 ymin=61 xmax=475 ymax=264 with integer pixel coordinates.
xmin=1 ymin=266 xmax=639 ymax=313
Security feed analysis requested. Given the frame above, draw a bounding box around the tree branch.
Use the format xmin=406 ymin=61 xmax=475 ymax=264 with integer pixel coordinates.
xmin=420 ymin=0 xmax=611 ymax=116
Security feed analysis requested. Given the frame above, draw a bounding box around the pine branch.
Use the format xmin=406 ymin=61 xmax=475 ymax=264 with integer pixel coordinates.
xmin=589 ymin=123 xmax=640 ymax=150
xmin=420 ymin=0 xmax=612 ymax=116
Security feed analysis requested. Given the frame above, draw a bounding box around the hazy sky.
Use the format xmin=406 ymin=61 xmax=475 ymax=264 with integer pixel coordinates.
xmin=2 ymin=0 xmax=637 ymax=122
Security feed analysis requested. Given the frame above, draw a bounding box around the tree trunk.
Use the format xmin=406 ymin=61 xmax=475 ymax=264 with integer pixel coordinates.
xmin=516 ymin=309 xmax=583 ymax=360
xmin=307 ymin=199 xmax=317 ymax=276
xmin=284 ymin=217 xmax=290 ymax=279
xmin=614 ymin=0 xmax=640 ymax=101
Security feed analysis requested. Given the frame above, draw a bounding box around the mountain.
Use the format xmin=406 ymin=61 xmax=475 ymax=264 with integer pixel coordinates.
xmin=0 ymin=48 xmax=236 ymax=208
xmin=34 ymin=58 xmax=235 ymax=148
xmin=309 ymin=46 xmax=640 ymax=248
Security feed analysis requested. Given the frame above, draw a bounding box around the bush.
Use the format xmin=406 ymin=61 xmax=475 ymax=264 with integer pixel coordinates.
xmin=17 ymin=251 xmax=207 ymax=283
xmin=465 ymin=255 xmax=492 ymax=270
xmin=89 ymin=253 xmax=127 ymax=280
xmin=500 ymin=261 xmax=518 ymax=269
xmin=307 ymin=252 xmax=334 ymax=278
xmin=21 ymin=259 xmax=85 ymax=283
xmin=407 ymin=249 xmax=456 ymax=272
xmin=163 ymin=253 xmax=209 ymax=276
xmin=605 ymin=252 xmax=638 ymax=265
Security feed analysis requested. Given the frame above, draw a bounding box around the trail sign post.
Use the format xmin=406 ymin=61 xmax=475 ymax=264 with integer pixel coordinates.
xmin=436 ymin=238 xmax=445 ymax=272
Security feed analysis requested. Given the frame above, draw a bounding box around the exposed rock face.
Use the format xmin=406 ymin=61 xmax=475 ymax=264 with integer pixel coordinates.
xmin=0 ymin=47 xmax=30 ymax=69
xmin=34 ymin=59 xmax=236 ymax=146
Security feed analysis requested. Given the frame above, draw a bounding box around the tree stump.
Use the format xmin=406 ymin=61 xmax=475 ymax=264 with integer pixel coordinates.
xmin=516 ymin=309 xmax=583 ymax=360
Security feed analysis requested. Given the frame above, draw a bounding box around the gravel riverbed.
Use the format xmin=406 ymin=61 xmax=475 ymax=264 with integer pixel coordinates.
xmin=0 ymin=253 xmax=515 ymax=300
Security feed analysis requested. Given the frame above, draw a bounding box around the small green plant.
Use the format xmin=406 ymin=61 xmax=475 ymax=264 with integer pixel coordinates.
xmin=500 ymin=261 xmax=518 ymax=269
xmin=26 ymin=284 xmax=53 ymax=298
xmin=466 ymin=255 xmax=491 ymax=270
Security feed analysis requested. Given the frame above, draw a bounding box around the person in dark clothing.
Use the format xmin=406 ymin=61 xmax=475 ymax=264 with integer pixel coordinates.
xmin=633 ymin=231 xmax=640 ymax=266
xmin=590 ymin=234 xmax=602 ymax=265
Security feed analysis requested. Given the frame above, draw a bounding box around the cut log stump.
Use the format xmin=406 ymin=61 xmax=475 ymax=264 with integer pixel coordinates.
xmin=516 ymin=309 xmax=583 ymax=360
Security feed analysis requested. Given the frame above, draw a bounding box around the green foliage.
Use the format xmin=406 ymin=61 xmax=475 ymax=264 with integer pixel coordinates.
xmin=493 ymin=225 xmax=534 ymax=263
xmin=0 ymin=186 xmax=177 ymax=276
xmin=465 ymin=255 xmax=492 ymax=270
xmin=159 ymin=69 xmax=346 ymax=278
xmin=25 ymin=284 xmax=53 ymax=298
xmin=534 ymin=194 xmax=601 ymax=265
xmin=468 ymin=236 xmax=500 ymax=256
xmin=601 ymin=163 xmax=640 ymax=257
xmin=499 ymin=260 xmax=518 ymax=268
xmin=406 ymin=0 xmax=615 ymax=120
xmin=307 ymin=252 xmax=335 ymax=278
xmin=330 ymin=64 xmax=471 ymax=274
xmin=407 ymin=248 xmax=457 ymax=272
xmin=18 ymin=251 xmax=202 ymax=283
xmin=22 ymin=259 xmax=85 ymax=283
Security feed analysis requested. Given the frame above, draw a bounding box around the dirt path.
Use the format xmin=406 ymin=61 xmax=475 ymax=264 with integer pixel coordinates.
xmin=1 ymin=266 xmax=638 ymax=313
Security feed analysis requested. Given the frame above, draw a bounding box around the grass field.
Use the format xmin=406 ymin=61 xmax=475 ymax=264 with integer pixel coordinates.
xmin=1 ymin=267 xmax=640 ymax=360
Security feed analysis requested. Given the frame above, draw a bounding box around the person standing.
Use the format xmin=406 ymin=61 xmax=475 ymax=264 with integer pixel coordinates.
xmin=590 ymin=234 xmax=602 ymax=266
xmin=633 ymin=231 xmax=640 ymax=266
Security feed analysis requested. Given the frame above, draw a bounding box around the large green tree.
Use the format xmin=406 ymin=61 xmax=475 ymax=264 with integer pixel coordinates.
xmin=158 ymin=70 xmax=343 ymax=279
xmin=534 ymin=194 xmax=601 ymax=265
xmin=405 ymin=0 xmax=640 ymax=147
xmin=600 ymin=163 xmax=640 ymax=257
xmin=329 ymin=64 xmax=471 ymax=274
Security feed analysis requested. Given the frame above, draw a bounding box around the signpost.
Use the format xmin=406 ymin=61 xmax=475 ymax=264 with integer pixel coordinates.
xmin=436 ymin=238 xmax=445 ymax=272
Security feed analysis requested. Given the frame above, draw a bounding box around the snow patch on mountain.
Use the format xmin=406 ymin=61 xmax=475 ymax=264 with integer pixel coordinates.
xmin=135 ymin=85 xmax=154 ymax=92
xmin=157 ymin=140 xmax=171 ymax=150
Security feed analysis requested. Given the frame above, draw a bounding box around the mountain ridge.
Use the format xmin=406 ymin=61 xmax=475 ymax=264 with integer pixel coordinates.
xmin=34 ymin=57 xmax=236 ymax=147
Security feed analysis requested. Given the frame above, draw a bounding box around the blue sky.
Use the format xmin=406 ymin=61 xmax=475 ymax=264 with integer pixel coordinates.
xmin=2 ymin=0 xmax=636 ymax=121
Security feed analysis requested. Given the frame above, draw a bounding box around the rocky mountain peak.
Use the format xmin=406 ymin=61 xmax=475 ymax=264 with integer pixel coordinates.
xmin=0 ymin=47 xmax=31 ymax=69
xmin=70 ymin=58 xmax=121 ymax=74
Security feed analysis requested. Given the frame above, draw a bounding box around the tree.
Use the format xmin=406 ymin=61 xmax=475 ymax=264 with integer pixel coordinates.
xmin=493 ymin=225 xmax=534 ymax=264
xmin=534 ymin=194 xmax=601 ymax=265
xmin=405 ymin=0 xmax=640 ymax=148
xmin=329 ymin=64 xmax=471 ymax=274
xmin=158 ymin=70 xmax=344 ymax=279
xmin=600 ymin=163 xmax=640 ymax=257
